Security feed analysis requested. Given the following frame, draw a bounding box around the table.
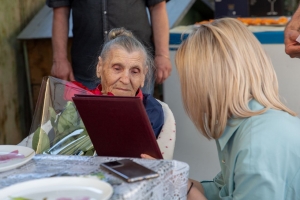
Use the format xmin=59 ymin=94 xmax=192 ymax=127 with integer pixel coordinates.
xmin=0 ymin=155 xmax=189 ymax=200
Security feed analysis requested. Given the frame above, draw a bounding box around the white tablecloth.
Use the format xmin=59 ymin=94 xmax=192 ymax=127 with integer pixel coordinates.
xmin=0 ymin=155 xmax=189 ymax=200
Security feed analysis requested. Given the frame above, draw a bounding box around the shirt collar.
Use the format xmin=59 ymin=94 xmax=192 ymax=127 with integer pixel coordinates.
xmin=96 ymin=84 xmax=143 ymax=100
xmin=217 ymin=99 xmax=265 ymax=151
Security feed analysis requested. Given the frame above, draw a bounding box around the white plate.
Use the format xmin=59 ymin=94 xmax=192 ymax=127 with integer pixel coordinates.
xmin=0 ymin=145 xmax=35 ymax=172
xmin=0 ymin=177 xmax=113 ymax=200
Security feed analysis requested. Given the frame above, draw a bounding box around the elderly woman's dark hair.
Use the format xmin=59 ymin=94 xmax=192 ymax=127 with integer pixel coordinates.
xmin=100 ymin=28 xmax=154 ymax=90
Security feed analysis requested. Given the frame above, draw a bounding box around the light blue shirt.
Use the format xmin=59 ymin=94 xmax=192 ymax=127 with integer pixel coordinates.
xmin=201 ymin=100 xmax=300 ymax=200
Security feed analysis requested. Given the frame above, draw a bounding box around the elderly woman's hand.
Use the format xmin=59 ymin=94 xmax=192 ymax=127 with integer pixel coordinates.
xmin=140 ymin=154 xmax=156 ymax=159
xmin=187 ymin=179 xmax=207 ymax=200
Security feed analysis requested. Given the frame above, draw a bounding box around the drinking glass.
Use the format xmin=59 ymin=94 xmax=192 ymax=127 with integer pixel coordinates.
xmin=267 ymin=0 xmax=278 ymax=15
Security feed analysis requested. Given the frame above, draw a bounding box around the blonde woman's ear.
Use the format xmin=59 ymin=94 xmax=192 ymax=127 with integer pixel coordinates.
xmin=96 ymin=57 xmax=103 ymax=78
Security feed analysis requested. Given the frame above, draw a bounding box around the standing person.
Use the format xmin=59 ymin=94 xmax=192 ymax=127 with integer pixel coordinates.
xmin=46 ymin=0 xmax=171 ymax=93
xmin=176 ymin=18 xmax=300 ymax=199
xmin=285 ymin=4 xmax=300 ymax=58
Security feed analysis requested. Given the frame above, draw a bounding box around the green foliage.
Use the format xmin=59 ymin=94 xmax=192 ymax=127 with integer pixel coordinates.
xmin=32 ymin=101 xmax=94 ymax=155
xmin=53 ymin=101 xmax=81 ymax=143
xmin=32 ymin=127 xmax=50 ymax=154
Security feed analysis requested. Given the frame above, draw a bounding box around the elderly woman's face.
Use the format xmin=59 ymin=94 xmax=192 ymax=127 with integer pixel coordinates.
xmin=97 ymin=48 xmax=146 ymax=96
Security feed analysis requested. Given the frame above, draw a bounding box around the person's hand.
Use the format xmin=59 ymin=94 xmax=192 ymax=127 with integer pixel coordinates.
xmin=187 ymin=180 xmax=207 ymax=200
xmin=141 ymin=154 xmax=156 ymax=159
xmin=51 ymin=58 xmax=75 ymax=81
xmin=284 ymin=29 xmax=300 ymax=58
xmin=155 ymin=55 xmax=172 ymax=84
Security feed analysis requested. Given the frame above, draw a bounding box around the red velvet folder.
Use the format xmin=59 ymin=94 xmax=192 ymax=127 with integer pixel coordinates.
xmin=72 ymin=95 xmax=163 ymax=159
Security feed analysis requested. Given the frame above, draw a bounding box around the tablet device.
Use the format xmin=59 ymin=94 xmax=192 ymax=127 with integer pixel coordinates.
xmin=72 ymin=95 xmax=163 ymax=159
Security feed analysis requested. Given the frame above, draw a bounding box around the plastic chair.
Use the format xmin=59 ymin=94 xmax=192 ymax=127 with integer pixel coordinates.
xmin=156 ymin=100 xmax=176 ymax=160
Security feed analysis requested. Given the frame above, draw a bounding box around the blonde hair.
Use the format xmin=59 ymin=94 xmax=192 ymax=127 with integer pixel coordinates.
xmin=175 ymin=18 xmax=296 ymax=139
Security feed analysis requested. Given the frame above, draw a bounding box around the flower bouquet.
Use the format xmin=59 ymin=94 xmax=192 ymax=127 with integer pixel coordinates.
xmin=24 ymin=76 xmax=95 ymax=156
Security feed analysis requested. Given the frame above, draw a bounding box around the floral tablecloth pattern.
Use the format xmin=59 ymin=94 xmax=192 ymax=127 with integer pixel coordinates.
xmin=0 ymin=155 xmax=189 ymax=200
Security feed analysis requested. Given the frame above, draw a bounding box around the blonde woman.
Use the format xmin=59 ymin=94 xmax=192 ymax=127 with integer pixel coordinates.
xmin=176 ymin=18 xmax=300 ymax=200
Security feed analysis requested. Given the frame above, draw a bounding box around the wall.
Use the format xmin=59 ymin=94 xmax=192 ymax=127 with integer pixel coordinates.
xmin=0 ymin=0 xmax=45 ymax=144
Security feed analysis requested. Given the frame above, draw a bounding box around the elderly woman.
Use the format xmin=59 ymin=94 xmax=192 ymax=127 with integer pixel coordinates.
xmin=175 ymin=18 xmax=300 ymax=199
xmin=20 ymin=28 xmax=174 ymax=158
xmin=71 ymin=28 xmax=164 ymax=137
